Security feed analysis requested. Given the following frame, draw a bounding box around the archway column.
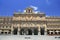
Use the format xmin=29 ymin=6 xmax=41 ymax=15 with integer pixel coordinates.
xmin=11 ymin=26 xmax=13 ymax=35
xmin=40 ymin=27 xmax=45 ymax=35
xmin=0 ymin=30 xmax=2 ymax=34
xmin=31 ymin=29 xmax=34 ymax=35
xmin=38 ymin=27 xmax=40 ymax=35
xmin=17 ymin=27 xmax=20 ymax=35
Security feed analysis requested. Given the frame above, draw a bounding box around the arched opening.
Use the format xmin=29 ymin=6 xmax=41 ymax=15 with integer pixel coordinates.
xmin=34 ymin=28 xmax=38 ymax=35
xmin=13 ymin=28 xmax=18 ymax=35
xmin=49 ymin=30 xmax=54 ymax=35
xmin=47 ymin=30 xmax=49 ymax=35
xmin=8 ymin=30 xmax=11 ymax=34
xmin=26 ymin=8 xmax=33 ymax=13
xmin=50 ymin=32 xmax=53 ymax=35
xmin=28 ymin=29 xmax=32 ymax=35
xmin=20 ymin=28 xmax=25 ymax=35
xmin=5 ymin=32 xmax=7 ymax=34
xmin=1 ymin=32 xmax=4 ymax=34
xmin=20 ymin=28 xmax=32 ymax=35
xmin=40 ymin=27 xmax=45 ymax=35
xmin=55 ymin=31 xmax=57 ymax=35
xmin=58 ymin=32 xmax=60 ymax=35
xmin=24 ymin=29 xmax=32 ymax=35
xmin=58 ymin=30 xmax=60 ymax=35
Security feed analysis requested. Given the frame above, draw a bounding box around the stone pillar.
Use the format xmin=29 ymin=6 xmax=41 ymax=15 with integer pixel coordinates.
xmin=18 ymin=27 xmax=20 ymax=35
xmin=53 ymin=31 xmax=55 ymax=35
xmin=38 ymin=27 xmax=40 ymax=35
xmin=49 ymin=32 xmax=51 ymax=34
xmin=0 ymin=30 xmax=1 ymax=34
xmin=49 ymin=31 xmax=51 ymax=34
xmin=32 ymin=29 xmax=34 ymax=35
xmin=3 ymin=32 xmax=4 ymax=35
xmin=7 ymin=32 xmax=8 ymax=34
xmin=11 ymin=31 xmax=13 ymax=35
xmin=11 ymin=26 xmax=13 ymax=35
xmin=45 ymin=28 xmax=47 ymax=35
xmin=17 ymin=31 xmax=19 ymax=35
xmin=55 ymin=31 xmax=59 ymax=35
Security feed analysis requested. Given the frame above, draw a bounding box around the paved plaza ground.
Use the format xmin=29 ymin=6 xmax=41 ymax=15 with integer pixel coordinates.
xmin=0 ymin=35 xmax=60 ymax=40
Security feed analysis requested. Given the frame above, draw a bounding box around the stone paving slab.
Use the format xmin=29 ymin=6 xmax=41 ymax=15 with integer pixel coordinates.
xmin=0 ymin=35 xmax=60 ymax=40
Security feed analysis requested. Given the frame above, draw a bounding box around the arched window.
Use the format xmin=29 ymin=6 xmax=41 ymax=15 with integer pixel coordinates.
xmin=26 ymin=8 xmax=33 ymax=13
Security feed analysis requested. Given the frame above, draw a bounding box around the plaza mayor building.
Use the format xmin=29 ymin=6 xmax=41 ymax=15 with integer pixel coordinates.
xmin=0 ymin=7 xmax=60 ymax=35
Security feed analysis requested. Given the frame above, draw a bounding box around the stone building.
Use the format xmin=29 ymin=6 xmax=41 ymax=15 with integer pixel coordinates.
xmin=0 ymin=7 xmax=60 ymax=35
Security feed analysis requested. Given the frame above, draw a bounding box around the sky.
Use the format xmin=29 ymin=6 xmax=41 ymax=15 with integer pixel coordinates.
xmin=0 ymin=0 xmax=60 ymax=16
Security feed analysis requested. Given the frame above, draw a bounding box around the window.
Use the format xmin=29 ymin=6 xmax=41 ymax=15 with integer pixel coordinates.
xmin=6 ymin=26 xmax=8 ymax=28
xmin=3 ymin=26 xmax=4 ymax=28
xmin=10 ymin=26 xmax=11 ymax=28
xmin=26 ymin=8 xmax=32 ymax=13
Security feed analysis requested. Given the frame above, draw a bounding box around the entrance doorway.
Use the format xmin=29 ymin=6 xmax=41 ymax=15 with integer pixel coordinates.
xmin=13 ymin=28 xmax=18 ymax=35
xmin=20 ymin=28 xmax=32 ymax=35
xmin=34 ymin=28 xmax=38 ymax=35
xmin=40 ymin=27 xmax=45 ymax=35
xmin=27 ymin=29 xmax=32 ymax=35
xmin=20 ymin=28 xmax=25 ymax=35
xmin=47 ymin=30 xmax=49 ymax=34
xmin=20 ymin=27 xmax=38 ymax=35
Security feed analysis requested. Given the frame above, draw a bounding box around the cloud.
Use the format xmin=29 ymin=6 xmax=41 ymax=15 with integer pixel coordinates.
xmin=30 ymin=5 xmax=38 ymax=10
xmin=34 ymin=11 xmax=40 ymax=14
xmin=24 ymin=10 xmax=26 ymax=12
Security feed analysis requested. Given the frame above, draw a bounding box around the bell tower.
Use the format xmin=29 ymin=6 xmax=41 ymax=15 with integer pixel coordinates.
xmin=25 ymin=7 xmax=33 ymax=13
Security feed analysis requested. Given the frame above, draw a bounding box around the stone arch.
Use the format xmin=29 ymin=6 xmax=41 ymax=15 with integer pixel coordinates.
xmin=27 ymin=29 xmax=32 ymax=35
xmin=20 ymin=28 xmax=25 ymax=35
xmin=34 ymin=28 xmax=38 ymax=35
xmin=13 ymin=27 xmax=18 ymax=35
xmin=40 ymin=27 xmax=45 ymax=35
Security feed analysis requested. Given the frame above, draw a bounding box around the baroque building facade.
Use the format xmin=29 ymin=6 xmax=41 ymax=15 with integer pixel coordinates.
xmin=0 ymin=7 xmax=60 ymax=35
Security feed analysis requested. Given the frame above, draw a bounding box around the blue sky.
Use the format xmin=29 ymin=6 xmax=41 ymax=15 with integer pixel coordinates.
xmin=0 ymin=0 xmax=60 ymax=16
